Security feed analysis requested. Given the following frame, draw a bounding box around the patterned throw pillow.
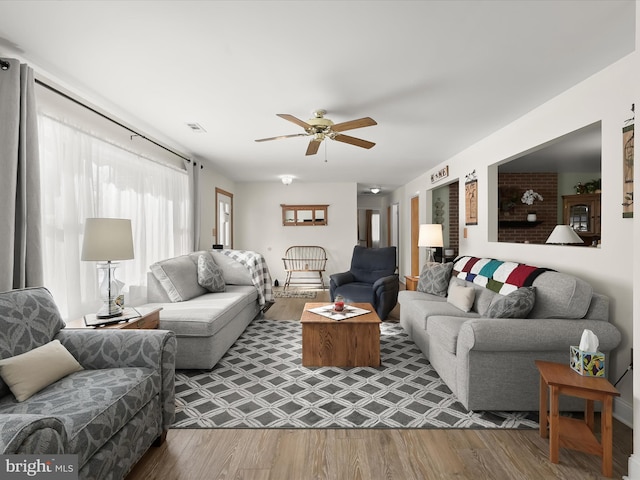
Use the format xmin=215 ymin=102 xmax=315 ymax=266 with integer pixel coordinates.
xmin=485 ymin=286 xmax=536 ymax=318
xmin=417 ymin=262 xmax=454 ymax=297
xmin=197 ymin=254 xmax=226 ymax=293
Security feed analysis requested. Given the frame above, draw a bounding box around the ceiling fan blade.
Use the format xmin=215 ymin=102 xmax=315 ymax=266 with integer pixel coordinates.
xmin=331 ymin=117 xmax=377 ymax=133
xmin=306 ymin=139 xmax=322 ymax=156
xmin=277 ymin=114 xmax=313 ymax=130
xmin=255 ymin=133 xmax=307 ymax=142
xmin=333 ymin=134 xmax=376 ymax=149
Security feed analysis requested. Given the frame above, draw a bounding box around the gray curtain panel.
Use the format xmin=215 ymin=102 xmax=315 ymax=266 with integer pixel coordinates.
xmin=186 ymin=158 xmax=200 ymax=252
xmin=0 ymin=59 xmax=43 ymax=291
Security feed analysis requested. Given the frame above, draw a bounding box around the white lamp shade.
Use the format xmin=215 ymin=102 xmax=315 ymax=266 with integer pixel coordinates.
xmin=81 ymin=218 xmax=134 ymax=261
xmin=545 ymin=225 xmax=584 ymax=245
xmin=418 ymin=224 xmax=444 ymax=248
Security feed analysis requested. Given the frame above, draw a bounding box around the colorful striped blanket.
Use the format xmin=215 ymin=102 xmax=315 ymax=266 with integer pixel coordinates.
xmin=221 ymin=249 xmax=274 ymax=307
xmin=452 ymin=256 xmax=552 ymax=295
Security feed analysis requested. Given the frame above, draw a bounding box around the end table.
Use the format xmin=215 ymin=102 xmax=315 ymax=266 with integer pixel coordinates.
xmin=535 ymin=359 xmax=620 ymax=477
xmin=405 ymin=275 xmax=419 ymax=291
xmin=65 ymin=306 xmax=162 ymax=330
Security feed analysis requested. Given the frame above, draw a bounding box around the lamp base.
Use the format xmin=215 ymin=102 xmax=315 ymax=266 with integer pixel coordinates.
xmin=95 ymin=261 xmax=124 ymax=319
xmin=96 ymin=301 xmax=123 ymax=319
xmin=426 ymin=249 xmax=435 ymax=263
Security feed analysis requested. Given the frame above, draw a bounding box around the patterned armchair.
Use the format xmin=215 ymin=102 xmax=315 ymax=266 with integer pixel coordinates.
xmin=330 ymin=246 xmax=399 ymax=320
xmin=0 ymin=287 xmax=176 ymax=480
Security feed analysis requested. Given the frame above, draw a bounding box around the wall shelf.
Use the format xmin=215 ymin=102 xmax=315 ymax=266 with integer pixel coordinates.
xmin=499 ymin=220 xmax=543 ymax=228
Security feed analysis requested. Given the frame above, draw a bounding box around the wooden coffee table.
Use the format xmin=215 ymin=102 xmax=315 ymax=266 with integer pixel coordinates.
xmin=300 ymin=302 xmax=381 ymax=367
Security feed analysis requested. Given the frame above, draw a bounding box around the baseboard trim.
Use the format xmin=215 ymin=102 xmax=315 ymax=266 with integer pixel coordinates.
xmin=613 ymin=396 xmax=633 ymax=428
xmin=625 ymin=454 xmax=640 ymax=480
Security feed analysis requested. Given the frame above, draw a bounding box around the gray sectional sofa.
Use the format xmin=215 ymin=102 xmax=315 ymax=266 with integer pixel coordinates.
xmin=143 ymin=249 xmax=273 ymax=370
xmin=399 ymin=255 xmax=622 ymax=412
xmin=0 ymin=287 xmax=176 ymax=480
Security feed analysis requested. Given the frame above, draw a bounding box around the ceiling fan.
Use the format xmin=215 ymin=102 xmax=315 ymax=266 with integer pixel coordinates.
xmin=255 ymin=109 xmax=377 ymax=156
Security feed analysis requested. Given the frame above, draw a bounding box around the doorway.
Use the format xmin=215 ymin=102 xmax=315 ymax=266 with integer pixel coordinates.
xmin=215 ymin=188 xmax=233 ymax=249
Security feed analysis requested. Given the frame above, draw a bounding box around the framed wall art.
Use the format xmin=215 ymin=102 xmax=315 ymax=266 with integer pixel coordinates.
xmin=622 ymin=120 xmax=634 ymax=218
xmin=465 ymin=178 xmax=478 ymax=226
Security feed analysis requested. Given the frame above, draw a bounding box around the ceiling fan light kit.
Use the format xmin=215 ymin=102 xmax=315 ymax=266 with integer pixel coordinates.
xmin=281 ymin=175 xmax=293 ymax=185
xmin=255 ymin=109 xmax=377 ymax=156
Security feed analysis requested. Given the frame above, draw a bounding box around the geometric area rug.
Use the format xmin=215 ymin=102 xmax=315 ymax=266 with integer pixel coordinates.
xmin=172 ymin=319 xmax=538 ymax=429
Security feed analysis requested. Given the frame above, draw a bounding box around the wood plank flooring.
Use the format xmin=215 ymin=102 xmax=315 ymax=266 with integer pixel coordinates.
xmin=126 ymin=289 xmax=632 ymax=480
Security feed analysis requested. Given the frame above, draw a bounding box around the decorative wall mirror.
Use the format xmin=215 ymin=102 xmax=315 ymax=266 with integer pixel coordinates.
xmin=281 ymin=204 xmax=329 ymax=226
xmin=494 ymin=121 xmax=601 ymax=246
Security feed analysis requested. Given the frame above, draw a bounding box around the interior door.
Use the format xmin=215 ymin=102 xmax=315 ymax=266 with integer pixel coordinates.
xmin=215 ymin=188 xmax=233 ymax=249
xmin=411 ymin=195 xmax=419 ymax=276
xmin=390 ymin=203 xmax=399 ymax=268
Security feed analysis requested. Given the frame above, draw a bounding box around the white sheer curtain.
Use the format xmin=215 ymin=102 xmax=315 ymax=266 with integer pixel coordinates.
xmin=38 ymin=113 xmax=191 ymax=319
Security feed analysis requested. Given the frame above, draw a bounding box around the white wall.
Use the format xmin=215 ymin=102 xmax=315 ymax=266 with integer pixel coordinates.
xmin=233 ymin=182 xmax=358 ymax=288
xmin=395 ymin=51 xmax=637 ymax=427
xmin=627 ymin=2 xmax=640 ymax=478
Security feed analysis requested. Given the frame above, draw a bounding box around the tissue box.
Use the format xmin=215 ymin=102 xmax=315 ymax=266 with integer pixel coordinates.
xmin=570 ymin=346 xmax=605 ymax=377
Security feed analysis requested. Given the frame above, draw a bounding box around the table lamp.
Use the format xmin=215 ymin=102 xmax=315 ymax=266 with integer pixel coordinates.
xmin=545 ymin=225 xmax=584 ymax=245
xmin=81 ymin=218 xmax=134 ymax=318
xmin=418 ymin=224 xmax=444 ymax=263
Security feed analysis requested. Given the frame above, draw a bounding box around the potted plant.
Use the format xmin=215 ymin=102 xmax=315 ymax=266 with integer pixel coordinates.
xmin=521 ymin=189 xmax=543 ymax=221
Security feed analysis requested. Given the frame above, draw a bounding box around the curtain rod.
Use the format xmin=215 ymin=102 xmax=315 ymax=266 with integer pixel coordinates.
xmin=34 ymin=78 xmax=191 ymax=163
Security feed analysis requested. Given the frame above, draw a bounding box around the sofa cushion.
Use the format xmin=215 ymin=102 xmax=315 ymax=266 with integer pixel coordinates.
xmin=404 ymin=299 xmax=481 ymax=331
xmin=150 ymin=254 xmax=207 ymax=302
xmin=528 ymin=271 xmax=593 ymax=319
xmin=485 ymin=287 xmax=536 ymax=319
xmin=0 ymin=287 xmax=67 ymax=398
xmin=197 ymin=253 xmax=226 ymax=293
xmin=156 ymin=286 xmax=258 ymax=337
xmin=0 ymin=340 xmax=83 ymax=402
xmin=210 ymin=251 xmax=254 ymax=285
xmin=417 ymin=262 xmax=453 ymax=297
xmin=0 ymin=366 xmax=158 ymax=469
xmin=427 ymin=316 xmax=468 ymax=355
xmin=447 ymin=282 xmax=475 ymax=313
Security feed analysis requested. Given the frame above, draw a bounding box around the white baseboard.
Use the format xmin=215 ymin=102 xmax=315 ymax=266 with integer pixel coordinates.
xmin=625 ymin=454 xmax=640 ymax=480
xmin=613 ymin=396 xmax=633 ymax=428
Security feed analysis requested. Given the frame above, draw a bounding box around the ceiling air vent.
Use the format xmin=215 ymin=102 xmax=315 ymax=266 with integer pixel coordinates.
xmin=186 ymin=122 xmax=207 ymax=133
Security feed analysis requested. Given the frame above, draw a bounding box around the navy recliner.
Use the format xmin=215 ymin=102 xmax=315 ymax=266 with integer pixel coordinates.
xmin=329 ymin=246 xmax=399 ymax=320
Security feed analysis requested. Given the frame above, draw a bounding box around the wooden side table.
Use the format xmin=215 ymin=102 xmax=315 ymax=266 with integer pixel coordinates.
xmin=535 ymin=360 xmax=620 ymax=477
xmin=404 ymin=275 xmax=419 ymax=291
xmin=65 ymin=306 xmax=162 ymax=330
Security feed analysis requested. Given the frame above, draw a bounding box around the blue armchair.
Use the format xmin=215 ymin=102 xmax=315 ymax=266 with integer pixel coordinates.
xmin=330 ymin=246 xmax=399 ymax=320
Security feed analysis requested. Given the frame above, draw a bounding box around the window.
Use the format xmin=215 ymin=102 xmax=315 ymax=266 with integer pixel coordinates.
xmin=37 ymin=108 xmax=191 ymax=319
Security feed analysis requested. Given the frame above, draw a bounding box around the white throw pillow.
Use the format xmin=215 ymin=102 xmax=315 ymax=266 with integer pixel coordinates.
xmin=0 ymin=340 xmax=83 ymax=402
xmin=447 ymin=282 xmax=476 ymax=313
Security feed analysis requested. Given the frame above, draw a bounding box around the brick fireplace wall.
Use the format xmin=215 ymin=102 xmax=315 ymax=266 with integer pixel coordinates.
xmin=498 ymin=173 xmax=557 ymax=244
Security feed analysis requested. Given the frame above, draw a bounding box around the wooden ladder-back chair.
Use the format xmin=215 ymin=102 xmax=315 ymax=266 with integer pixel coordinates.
xmin=282 ymin=246 xmax=328 ymax=290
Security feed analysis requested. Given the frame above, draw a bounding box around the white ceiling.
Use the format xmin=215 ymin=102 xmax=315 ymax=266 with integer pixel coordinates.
xmin=0 ymin=1 xmax=635 ymax=194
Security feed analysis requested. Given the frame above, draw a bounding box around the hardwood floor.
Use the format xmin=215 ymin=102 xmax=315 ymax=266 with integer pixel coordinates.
xmin=126 ymin=289 xmax=631 ymax=480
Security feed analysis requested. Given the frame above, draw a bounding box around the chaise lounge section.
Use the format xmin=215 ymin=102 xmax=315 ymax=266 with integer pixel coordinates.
xmin=144 ymin=249 xmax=273 ymax=370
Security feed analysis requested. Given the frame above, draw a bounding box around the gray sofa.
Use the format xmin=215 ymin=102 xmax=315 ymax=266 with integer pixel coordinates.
xmin=399 ymin=256 xmax=622 ymax=411
xmin=143 ymin=249 xmax=273 ymax=370
xmin=0 ymin=287 xmax=176 ymax=480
